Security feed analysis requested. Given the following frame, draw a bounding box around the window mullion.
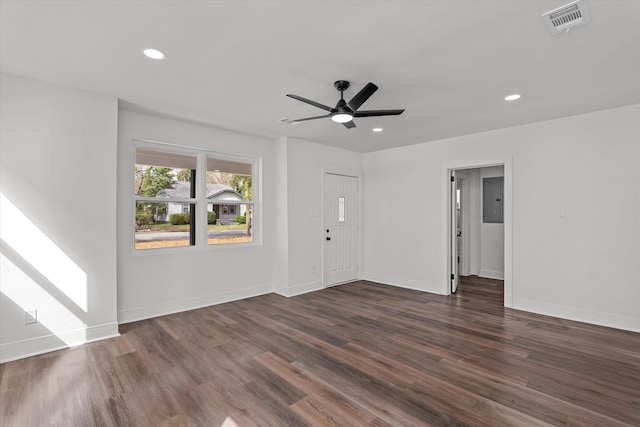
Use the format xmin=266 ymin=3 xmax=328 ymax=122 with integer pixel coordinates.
xmin=197 ymin=153 xmax=208 ymax=246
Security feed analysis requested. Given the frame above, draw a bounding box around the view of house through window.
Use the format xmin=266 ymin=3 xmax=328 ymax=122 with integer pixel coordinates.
xmin=205 ymin=155 xmax=252 ymax=245
xmin=134 ymin=146 xmax=255 ymax=250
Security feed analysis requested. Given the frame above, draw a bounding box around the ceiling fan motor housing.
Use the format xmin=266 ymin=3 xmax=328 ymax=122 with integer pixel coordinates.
xmin=335 ymin=98 xmax=351 ymax=112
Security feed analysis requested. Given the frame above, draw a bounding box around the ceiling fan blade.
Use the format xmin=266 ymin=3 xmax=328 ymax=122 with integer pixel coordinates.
xmin=286 ymin=94 xmax=334 ymax=112
xmin=289 ymin=114 xmax=331 ymax=124
xmin=342 ymin=120 xmax=356 ymax=129
xmin=353 ymin=109 xmax=405 ymax=117
xmin=347 ymin=82 xmax=378 ymax=111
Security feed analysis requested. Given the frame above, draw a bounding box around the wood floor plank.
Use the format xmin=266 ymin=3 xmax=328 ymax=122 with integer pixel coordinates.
xmin=1 ymin=276 xmax=639 ymax=426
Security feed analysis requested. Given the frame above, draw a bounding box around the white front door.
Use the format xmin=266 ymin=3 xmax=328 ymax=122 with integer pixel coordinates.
xmin=323 ymin=173 xmax=358 ymax=287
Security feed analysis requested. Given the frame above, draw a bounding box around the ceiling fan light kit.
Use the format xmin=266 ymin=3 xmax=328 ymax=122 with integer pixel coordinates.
xmin=286 ymin=80 xmax=405 ymax=129
xmin=332 ymin=113 xmax=354 ymax=123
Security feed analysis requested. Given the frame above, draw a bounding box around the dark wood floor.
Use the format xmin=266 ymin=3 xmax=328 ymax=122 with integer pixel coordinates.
xmin=1 ymin=277 xmax=639 ymax=426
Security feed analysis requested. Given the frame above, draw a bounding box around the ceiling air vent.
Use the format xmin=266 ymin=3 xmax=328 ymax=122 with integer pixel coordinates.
xmin=542 ymin=0 xmax=591 ymax=35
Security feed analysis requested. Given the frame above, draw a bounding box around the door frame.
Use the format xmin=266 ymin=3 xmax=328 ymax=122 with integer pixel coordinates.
xmin=450 ymin=171 xmax=459 ymax=293
xmin=444 ymin=157 xmax=513 ymax=307
xmin=322 ymin=171 xmax=362 ymax=288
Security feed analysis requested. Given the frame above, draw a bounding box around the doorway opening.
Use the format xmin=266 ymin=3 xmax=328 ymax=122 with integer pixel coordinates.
xmin=447 ymin=161 xmax=512 ymax=307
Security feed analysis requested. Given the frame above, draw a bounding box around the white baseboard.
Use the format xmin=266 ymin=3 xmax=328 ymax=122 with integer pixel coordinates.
xmin=361 ymin=273 xmax=446 ymax=295
xmin=479 ymin=269 xmax=504 ymax=280
xmin=118 ymin=283 xmax=273 ymax=324
xmin=513 ymin=297 xmax=640 ymax=333
xmin=0 ymin=322 xmax=120 ymax=364
xmin=273 ymin=283 xmax=289 ymax=297
xmin=274 ymin=280 xmax=323 ymax=297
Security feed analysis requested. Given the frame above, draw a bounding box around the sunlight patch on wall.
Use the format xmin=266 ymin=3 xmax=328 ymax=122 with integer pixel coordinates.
xmin=1 ymin=253 xmax=87 ymax=346
xmin=0 ymin=193 xmax=87 ymax=311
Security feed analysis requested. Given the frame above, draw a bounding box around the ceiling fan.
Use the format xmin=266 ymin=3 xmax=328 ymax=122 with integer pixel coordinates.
xmin=286 ymin=80 xmax=405 ymax=129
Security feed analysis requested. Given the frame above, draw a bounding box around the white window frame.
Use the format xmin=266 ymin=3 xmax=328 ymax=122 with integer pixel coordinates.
xmin=132 ymin=140 xmax=260 ymax=254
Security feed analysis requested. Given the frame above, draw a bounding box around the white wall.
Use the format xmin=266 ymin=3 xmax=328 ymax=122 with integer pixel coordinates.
xmin=363 ymin=144 xmax=448 ymax=293
xmin=117 ymin=110 xmax=276 ymax=323
xmin=0 ymin=74 xmax=119 ymax=362
xmin=479 ymin=166 xmax=504 ymax=279
xmin=273 ymin=137 xmax=363 ymax=296
xmin=363 ymin=104 xmax=640 ymax=332
xmin=273 ymin=137 xmax=290 ymax=292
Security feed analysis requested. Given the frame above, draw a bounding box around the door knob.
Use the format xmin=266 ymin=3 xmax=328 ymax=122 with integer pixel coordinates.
xmin=326 ymin=237 xmax=331 ymax=241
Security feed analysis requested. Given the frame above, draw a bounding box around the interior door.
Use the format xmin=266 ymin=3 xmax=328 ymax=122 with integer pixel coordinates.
xmin=451 ymin=171 xmax=459 ymax=293
xmin=456 ymin=178 xmax=463 ymax=276
xmin=324 ymin=173 xmax=358 ymax=287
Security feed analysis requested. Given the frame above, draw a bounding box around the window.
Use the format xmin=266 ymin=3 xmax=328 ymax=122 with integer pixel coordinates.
xmin=221 ymin=205 xmax=236 ymax=215
xmin=338 ymin=197 xmax=346 ymax=222
xmin=134 ymin=143 xmax=257 ymax=250
xmin=206 ymin=155 xmax=253 ymax=245
xmin=134 ymin=147 xmax=196 ymax=249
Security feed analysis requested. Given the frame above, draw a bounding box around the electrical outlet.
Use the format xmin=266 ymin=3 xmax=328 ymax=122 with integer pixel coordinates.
xmin=24 ymin=309 xmax=37 ymax=325
xmin=311 ymin=265 xmax=317 ymax=275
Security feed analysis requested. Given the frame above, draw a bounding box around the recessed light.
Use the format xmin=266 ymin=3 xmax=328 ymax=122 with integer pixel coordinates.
xmin=372 ymin=128 xmax=383 ymax=132
xmin=504 ymin=94 xmax=521 ymax=101
xmin=142 ymin=48 xmax=166 ymax=60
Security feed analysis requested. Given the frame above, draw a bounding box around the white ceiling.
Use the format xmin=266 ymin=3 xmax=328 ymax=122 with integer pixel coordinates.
xmin=1 ymin=0 xmax=639 ymax=153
